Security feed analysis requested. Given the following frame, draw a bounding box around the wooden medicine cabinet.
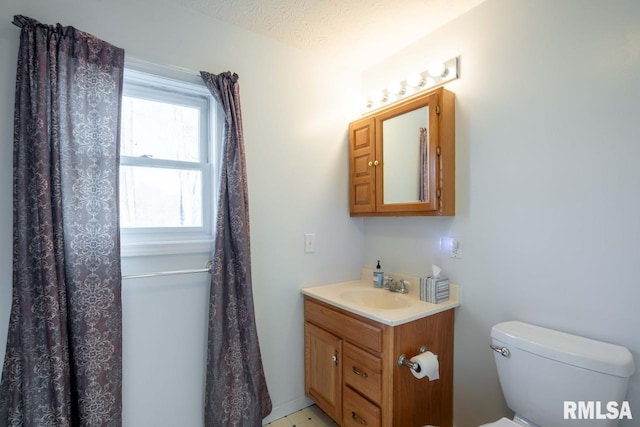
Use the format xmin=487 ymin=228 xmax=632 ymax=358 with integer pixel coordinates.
xmin=349 ymin=87 xmax=455 ymax=216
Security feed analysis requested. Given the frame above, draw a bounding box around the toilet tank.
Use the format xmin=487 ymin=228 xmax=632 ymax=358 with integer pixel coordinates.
xmin=491 ymin=321 xmax=635 ymax=427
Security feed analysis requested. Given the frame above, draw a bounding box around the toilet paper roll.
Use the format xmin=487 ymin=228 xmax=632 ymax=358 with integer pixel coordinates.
xmin=409 ymin=351 xmax=439 ymax=381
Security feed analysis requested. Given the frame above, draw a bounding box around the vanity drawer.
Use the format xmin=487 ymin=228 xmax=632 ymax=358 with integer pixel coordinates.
xmin=343 ymin=386 xmax=381 ymax=427
xmin=305 ymin=298 xmax=382 ymax=353
xmin=343 ymin=342 xmax=382 ymax=404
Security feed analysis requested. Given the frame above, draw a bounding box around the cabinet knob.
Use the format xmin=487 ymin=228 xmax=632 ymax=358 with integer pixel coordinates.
xmin=373 ymin=160 xmax=379 ymax=166
xmin=368 ymin=161 xmax=373 ymax=167
xmin=331 ymin=352 xmax=338 ymax=365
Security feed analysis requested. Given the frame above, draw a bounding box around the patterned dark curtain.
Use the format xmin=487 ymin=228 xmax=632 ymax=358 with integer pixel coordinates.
xmin=200 ymin=71 xmax=272 ymax=426
xmin=0 ymin=16 xmax=124 ymax=426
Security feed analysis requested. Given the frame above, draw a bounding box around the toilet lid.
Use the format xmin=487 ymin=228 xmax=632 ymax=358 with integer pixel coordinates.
xmin=479 ymin=417 xmax=519 ymax=427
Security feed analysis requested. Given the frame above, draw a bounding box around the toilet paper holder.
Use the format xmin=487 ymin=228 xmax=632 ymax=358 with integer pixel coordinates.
xmin=397 ymin=345 xmax=428 ymax=371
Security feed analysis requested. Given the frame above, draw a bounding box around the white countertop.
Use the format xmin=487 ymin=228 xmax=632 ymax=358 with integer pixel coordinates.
xmin=301 ymin=273 xmax=460 ymax=326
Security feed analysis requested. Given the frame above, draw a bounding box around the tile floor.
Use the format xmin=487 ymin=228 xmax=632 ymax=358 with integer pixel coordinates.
xmin=266 ymin=405 xmax=339 ymax=427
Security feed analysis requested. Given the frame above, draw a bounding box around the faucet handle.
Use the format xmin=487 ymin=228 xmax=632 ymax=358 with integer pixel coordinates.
xmin=399 ymin=280 xmax=410 ymax=293
xmin=383 ymin=276 xmax=394 ymax=289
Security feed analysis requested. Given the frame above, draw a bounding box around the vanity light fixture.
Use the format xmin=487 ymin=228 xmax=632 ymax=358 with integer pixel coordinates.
xmin=363 ymin=56 xmax=459 ymax=113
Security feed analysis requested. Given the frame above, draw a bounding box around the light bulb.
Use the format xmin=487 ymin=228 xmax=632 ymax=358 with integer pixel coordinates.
xmin=427 ymin=61 xmax=447 ymax=78
xmin=370 ymin=89 xmax=387 ymax=103
xmin=388 ymin=80 xmax=405 ymax=96
xmin=406 ymin=72 xmax=425 ymax=88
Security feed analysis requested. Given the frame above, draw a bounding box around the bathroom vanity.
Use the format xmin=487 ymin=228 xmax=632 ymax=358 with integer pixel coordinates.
xmin=302 ymin=274 xmax=459 ymax=427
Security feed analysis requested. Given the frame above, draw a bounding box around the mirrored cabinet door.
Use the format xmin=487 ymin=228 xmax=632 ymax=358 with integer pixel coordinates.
xmin=348 ymin=87 xmax=455 ymax=217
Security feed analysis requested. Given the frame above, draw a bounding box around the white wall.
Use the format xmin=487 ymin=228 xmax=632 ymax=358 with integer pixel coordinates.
xmin=361 ymin=0 xmax=640 ymax=425
xmin=0 ymin=0 xmax=364 ymax=425
xmin=3 ymin=1 xmax=639 ymax=426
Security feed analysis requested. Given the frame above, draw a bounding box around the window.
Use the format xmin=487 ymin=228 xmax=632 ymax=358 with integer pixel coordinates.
xmin=119 ymin=67 xmax=217 ymax=256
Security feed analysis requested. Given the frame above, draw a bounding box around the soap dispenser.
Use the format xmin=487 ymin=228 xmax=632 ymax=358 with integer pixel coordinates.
xmin=373 ymin=260 xmax=384 ymax=288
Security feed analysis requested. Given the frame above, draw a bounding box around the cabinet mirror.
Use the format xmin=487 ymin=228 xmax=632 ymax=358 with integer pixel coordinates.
xmin=381 ymin=104 xmax=432 ymax=205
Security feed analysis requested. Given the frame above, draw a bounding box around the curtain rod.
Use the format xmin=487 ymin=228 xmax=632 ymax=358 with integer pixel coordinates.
xmin=122 ymin=262 xmax=213 ymax=280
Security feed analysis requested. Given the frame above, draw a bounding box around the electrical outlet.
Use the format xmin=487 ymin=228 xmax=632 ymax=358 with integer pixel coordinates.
xmin=449 ymin=237 xmax=462 ymax=259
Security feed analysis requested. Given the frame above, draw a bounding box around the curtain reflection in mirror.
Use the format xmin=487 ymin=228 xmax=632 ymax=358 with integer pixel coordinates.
xmin=419 ymin=127 xmax=429 ymax=201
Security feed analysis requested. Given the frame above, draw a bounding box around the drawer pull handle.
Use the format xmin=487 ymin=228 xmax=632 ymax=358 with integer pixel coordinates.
xmin=352 ymin=366 xmax=368 ymax=378
xmin=351 ymin=411 xmax=368 ymax=425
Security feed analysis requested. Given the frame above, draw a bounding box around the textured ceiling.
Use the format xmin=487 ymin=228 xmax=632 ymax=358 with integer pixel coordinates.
xmin=175 ymin=0 xmax=486 ymax=67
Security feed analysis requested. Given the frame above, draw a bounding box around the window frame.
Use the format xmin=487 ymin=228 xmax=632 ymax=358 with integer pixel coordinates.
xmin=119 ymin=63 xmax=219 ymax=257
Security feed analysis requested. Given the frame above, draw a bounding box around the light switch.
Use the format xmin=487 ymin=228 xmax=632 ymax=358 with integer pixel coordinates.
xmin=304 ymin=233 xmax=315 ymax=253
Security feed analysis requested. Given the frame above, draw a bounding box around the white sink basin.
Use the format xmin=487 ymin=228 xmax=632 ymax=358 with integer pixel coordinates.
xmin=340 ymin=289 xmax=411 ymax=310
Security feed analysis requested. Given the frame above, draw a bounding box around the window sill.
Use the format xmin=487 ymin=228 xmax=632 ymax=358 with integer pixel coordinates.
xmin=120 ymin=239 xmax=214 ymax=257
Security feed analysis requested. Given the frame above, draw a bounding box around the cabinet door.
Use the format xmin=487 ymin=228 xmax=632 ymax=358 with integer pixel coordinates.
xmin=349 ymin=117 xmax=376 ymax=214
xmin=305 ymin=322 xmax=342 ymax=422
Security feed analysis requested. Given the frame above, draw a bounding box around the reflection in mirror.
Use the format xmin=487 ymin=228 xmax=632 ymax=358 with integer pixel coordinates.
xmin=382 ymin=106 xmax=429 ymax=204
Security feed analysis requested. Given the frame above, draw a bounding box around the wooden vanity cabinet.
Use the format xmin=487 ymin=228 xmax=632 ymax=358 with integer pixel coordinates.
xmin=349 ymin=87 xmax=455 ymax=216
xmin=304 ymin=296 xmax=454 ymax=427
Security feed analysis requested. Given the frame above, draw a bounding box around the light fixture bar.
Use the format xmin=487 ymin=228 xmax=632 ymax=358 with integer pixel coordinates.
xmin=362 ymin=56 xmax=459 ymax=114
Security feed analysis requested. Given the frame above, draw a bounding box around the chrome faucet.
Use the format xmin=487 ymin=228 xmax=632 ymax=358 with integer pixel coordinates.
xmin=385 ymin=277 xmax=409 ymax=294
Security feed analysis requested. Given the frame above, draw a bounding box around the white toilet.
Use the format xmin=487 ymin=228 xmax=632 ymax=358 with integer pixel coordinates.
xmin=482 ymin=321 xmax=636 ymax=427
